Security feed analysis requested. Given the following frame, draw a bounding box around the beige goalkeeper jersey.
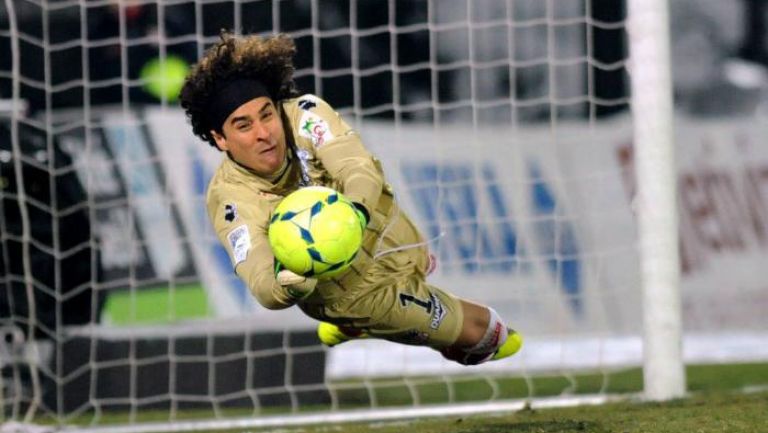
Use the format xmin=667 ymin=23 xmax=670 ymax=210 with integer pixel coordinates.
xmin=206 ymin=94 xmax=430 ymax=313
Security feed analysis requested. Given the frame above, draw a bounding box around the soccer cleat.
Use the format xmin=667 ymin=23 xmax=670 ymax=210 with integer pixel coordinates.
xmin=317 ymin=322 xmax=368 ymax=347
xmin=492 ymin=328 xmax=523 ymax=361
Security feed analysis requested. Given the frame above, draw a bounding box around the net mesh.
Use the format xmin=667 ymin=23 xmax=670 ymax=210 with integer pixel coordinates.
xmin=1 ymin=0 xmax=766 ymax=431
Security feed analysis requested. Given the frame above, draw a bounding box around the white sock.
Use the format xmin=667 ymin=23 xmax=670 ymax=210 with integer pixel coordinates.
xmin=465 ymin=307 xmax=508 ymax=355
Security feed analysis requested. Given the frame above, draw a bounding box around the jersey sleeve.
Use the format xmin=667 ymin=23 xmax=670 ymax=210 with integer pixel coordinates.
xmin=208 ymin=186 xmax=295 ymax=310
xmin=294 ymin=95 xmax=384 ymax=217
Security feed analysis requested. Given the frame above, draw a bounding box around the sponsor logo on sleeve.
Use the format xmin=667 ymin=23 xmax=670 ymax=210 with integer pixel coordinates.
xmin=429 ymin=293 xmax=446 ymax=330
xmin=227 ymin=224 xmax=251 ymax=266
xmin=299 ymin=111 xmax=334 ymax=148
xmin=224 ymin=203 xmax=237 ymax=223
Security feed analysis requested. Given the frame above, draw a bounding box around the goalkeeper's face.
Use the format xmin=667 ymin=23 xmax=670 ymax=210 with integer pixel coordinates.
xmin=212 ymin=97 xmax=287 ymax=177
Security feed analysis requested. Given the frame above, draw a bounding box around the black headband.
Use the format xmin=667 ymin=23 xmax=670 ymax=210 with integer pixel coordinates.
xmin=208 ymin=78 xmax=271 ymax=132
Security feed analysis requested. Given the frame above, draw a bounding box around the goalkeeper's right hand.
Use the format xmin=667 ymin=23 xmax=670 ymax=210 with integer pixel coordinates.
xmin=276 ymin=268 xmax=317 ymax=301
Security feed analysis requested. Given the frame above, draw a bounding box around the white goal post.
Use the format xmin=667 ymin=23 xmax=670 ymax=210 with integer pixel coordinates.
xmin=2 ymin=0 xmax=767 ymax=432
xmin=627 ymin=0 xmax=685 ymax=401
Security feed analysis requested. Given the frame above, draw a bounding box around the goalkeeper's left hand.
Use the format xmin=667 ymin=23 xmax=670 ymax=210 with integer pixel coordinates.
xmin=276 ymin=267 xmax=317 ymax=301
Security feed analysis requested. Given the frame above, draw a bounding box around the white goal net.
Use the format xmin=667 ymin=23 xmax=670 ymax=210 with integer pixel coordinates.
xmin=2 ymin=0 xmax=767 ymax=431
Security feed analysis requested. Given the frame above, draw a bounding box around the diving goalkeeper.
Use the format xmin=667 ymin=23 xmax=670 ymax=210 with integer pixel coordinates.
xmin=179 ymin=33 xmax=522 ymax=365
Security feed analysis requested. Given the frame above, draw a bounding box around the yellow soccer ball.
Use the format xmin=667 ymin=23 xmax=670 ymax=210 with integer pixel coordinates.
xmin=268 ymin=186 xmax=363 ymax=279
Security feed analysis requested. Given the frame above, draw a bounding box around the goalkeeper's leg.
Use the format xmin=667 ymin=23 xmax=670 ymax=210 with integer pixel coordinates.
xmin=439 ymin=301 xmax=522 ymax=365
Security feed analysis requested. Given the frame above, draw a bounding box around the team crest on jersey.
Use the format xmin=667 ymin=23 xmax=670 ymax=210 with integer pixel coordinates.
xmin=224 ymin=203 xmax=237 ymax=223
xmin=299 ymin=111 xmax=334 ymax=148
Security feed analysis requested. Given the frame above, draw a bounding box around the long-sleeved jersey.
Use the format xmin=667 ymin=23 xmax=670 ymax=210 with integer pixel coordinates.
xmin=207 ymin=95 xmax=420 ymax=308
xmin=206 ymin=94 xmax=463 ymax=347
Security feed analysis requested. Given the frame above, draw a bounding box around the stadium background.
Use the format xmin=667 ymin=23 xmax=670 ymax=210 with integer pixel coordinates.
xmin=1 ymin=0 xmax=768 ymax=430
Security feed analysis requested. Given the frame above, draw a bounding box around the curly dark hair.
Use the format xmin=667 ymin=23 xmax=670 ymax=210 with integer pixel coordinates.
xmin=180 ymin=32 xmax=299 ymax=148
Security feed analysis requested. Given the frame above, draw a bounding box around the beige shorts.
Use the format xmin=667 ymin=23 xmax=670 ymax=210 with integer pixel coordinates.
xmin=363 ymin=279 xmax=464 ymax=348
xmin=299 ymin=214 xmax=464 ymax=349
xmin=302 ymin=272 xmax=464 ymax=349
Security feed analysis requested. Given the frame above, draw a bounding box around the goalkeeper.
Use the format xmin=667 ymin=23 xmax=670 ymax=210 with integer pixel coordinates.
xmin=179 ymin=33 xmax=522 ymax=365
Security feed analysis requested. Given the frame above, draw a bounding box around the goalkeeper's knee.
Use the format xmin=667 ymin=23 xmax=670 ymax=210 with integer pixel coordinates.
xmin=440 ymin=307 xmax=522 ymax=366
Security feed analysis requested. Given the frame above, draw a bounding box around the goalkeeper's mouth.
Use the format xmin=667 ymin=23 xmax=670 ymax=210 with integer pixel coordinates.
xmin=259 ymin=136 xmax=281 ymax=155
xmin=260 ymin=144 xmax=278 ymax=154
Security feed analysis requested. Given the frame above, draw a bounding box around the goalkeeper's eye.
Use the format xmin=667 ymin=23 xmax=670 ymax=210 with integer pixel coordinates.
xmin=235 ymin=120 xmax=252 ymax=131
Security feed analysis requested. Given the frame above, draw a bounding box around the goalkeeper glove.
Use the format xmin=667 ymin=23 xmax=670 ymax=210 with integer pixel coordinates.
xmin=275 ymin=263 xmax=317 ymax=301
xmin=352 ymin=202 xmax=369 ymax=231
